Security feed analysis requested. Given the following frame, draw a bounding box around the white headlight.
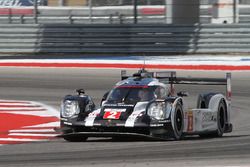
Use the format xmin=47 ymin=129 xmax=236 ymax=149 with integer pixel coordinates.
xmin=61 ymin=100 xmax=80 ymax=118
xmin=147 ymin=102 xmax=166 ymax=120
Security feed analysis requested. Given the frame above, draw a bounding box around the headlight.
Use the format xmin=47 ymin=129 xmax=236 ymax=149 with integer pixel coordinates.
xmin=147 ymin=102 xmax=172 ymax=120
xmin=61 ymin=100 xmax=80 ymax=118
xmin=147 ymin=102 xmax=165 ymax=120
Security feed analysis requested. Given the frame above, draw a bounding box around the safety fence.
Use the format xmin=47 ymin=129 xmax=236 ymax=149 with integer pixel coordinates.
xmin=0 ymin=23 xmax=250 ymax=54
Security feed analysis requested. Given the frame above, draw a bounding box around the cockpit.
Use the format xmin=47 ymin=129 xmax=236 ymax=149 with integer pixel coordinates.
xmin=106 ymin=85 xmax=168 ymax=104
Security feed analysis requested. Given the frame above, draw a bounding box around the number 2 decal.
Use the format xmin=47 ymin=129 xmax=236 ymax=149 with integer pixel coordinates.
xmin=103 ymin=111 xmax=121 ymax=119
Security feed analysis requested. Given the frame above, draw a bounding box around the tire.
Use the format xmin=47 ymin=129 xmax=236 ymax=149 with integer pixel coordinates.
xmin=170 ymin=102 xmax=184 ymax=140
xmin=199 ymin=99 xmax=226 ymax=138
xmin=216 ymin=100 xmax=226 ymax=137
xmin=63 ymin=136 xmax=88 ymax=142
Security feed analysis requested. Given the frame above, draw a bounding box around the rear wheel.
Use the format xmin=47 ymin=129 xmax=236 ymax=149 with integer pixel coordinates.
xmin=200 ymin=99 xmax=226 ymax=138
xmin=216 ymin=100 xmax=226 ymax=137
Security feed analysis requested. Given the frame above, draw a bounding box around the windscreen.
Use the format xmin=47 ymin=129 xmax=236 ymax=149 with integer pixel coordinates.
xmin=106 ymin=86 xmax=158 ymax=104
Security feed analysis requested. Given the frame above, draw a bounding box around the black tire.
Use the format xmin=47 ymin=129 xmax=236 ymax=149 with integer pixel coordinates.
xmin=170 ymin=102 xmax=184 ymax=140
xmin=199 ymin=99 xmax=226 ymax=138
xmin=63 ymin=136 xmax=88 ymax=142
xmin=216 ymin=100 xmax=226 ymax=137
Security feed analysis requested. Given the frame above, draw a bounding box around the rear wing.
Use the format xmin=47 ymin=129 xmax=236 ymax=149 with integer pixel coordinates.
xmin=173 ymin=73 xmax=232 ymax=101
xmin=121 ymin=70 xmax=232 ymax=101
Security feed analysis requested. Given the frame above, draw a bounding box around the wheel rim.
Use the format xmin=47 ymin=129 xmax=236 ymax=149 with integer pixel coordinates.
xmin=175 ymin=109 xmax=183 ymax=132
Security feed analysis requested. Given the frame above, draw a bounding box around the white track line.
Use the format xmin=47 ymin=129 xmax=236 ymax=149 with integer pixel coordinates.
xmin=0 ymin=100 xmax=31 ymax=104
xmin=0 ymin=107 xmax=45 ymax=110
xmin=23 ymin=122 xmax=60 ymax=128
xmin=9 ymin=129 xmax=56 ymax=133
xmin=0 ymin=99 xmax=59 ymax=118
xmin=0 ymin=103 xmax=37 ymax=106
xmin=8 ymin=133 xmax=58 ymax=137
xmin=32 ymin=101 xmax=60 ymax=118
xmin=0 ymin=57 xmax=250 ymax=66
xmin=0 ymin=138 xmax=42 ymax=142
xmin=2 ymin=111 xmax=59 ymax=117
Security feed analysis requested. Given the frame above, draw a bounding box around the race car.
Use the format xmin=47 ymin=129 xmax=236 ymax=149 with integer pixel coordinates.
xmin=60 ymin=69 xmax=233 ymax=141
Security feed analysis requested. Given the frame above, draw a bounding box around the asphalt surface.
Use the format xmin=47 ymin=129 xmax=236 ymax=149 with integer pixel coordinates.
xmin=0 ymin=68 xmax=250 ymax=167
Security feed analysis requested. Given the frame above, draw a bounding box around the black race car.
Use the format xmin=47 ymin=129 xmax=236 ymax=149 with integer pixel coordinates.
xmin=60 ymin=69 xmax=233 ymax=141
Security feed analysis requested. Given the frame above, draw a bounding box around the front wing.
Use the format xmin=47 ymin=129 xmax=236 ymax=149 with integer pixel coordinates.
xmin=60 ymin=120 xmax=173 ymax=140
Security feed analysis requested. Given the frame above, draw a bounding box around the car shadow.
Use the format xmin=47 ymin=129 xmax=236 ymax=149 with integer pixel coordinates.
xmin=58 ymin=134 xmax=250 ymax=143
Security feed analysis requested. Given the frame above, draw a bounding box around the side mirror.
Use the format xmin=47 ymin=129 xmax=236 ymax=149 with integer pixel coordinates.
xmin=100 ymin=91 xmax=110 ymax=106
xmin=76 ymin=89 xmax=85 ymax=96
xmin=177 ymin=91 xmax=189 ymax=97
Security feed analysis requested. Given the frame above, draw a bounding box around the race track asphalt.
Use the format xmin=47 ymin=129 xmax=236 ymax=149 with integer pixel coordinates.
xmin=0 ymin=68 xmax=250 ymax=167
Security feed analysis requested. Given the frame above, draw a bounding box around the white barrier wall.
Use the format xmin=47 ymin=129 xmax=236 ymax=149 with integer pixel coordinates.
xmin=166 ymin=0 xmax=238 ymax=24
xmin=211 ymin=0 xmax=237 ymax=23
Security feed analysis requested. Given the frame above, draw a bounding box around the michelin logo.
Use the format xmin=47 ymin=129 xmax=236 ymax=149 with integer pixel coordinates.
xmin=202 ymin=112 xmax=216 ymax=122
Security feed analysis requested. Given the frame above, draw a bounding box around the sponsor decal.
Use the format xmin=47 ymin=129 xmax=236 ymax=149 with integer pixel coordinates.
xmin=116 ymin=123 xmax=125 ymax=126
xmin=104 ymin=108 xmax=126 ymax=112
xmin=201 ymin=112 xmax=216 ymax=129
xmin=202 ymin=112 xmax=216 ymax=122
xmin=104 ymin=112 xmax=120 ymax=119
xmin=103 ymin=108 xmax=126 ymax=120
xmin=85 ymin=109 xmax=101 ymax=127
xmin=63 ymin=122 xmax=72 ymax=125
xmin=125 ymin=106 xmax=144 ymax=127
xmin=150 ymin=124 xmax=164 ymax=127
xmin=187 ymin=111 xmax=193 ymax=132
xmin=103 ymin=104 xmax=134 ymax=107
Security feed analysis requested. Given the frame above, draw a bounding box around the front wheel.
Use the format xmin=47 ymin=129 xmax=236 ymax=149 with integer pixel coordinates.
xmin=170 ymin=102 xmax=184 ymax=140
